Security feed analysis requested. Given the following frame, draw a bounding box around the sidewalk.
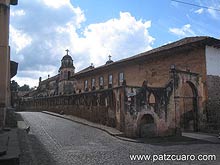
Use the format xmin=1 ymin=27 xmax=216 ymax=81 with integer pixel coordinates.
xmin=0 ymin=129 xmax=20 ymax=165
xmin=42 ymin=111 xmax=141 ymax=143
xmin=182 ymin=132 xmax=220 ymax=144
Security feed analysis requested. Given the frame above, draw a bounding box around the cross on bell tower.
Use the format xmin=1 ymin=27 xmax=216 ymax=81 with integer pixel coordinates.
xmin=65 ymin=49 xmax=69 ymax=55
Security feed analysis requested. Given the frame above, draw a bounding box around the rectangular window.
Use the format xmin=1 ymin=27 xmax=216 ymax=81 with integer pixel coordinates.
xmin=84 ymin=80 xmax=88 ymax=91
xmin=91 ymin=78 xmax=96 ymax=90
xmin=118 ymin=72 xmax=124 ymax=85
xmin=99 ymin=76 xmax=104 ymax=89
xmin=108 ymin=74 xmax=113 ymax=88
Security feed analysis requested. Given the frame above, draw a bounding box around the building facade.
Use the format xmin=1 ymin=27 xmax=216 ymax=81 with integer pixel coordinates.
xmin=20 ymin=36 xmax=220 ymax=137
xmin=0 ymin=0 xmax=18 ymax=128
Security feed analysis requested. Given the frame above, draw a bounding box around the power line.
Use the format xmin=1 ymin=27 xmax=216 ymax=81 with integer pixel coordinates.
xmin=171 ymin=0 xmax=220 ymax=12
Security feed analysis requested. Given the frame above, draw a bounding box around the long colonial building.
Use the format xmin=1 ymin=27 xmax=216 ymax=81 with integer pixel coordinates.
xmin=20 ymin=36 xmax=220 ymax=137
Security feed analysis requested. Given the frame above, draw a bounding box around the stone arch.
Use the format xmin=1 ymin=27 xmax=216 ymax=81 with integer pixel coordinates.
xmin=137 ymin=112 xmax=158 ymax=138
xmin=170 ymin=69 xmax=202 ymax=133
xmin=179 ymin=80 xmax=198 ymax=131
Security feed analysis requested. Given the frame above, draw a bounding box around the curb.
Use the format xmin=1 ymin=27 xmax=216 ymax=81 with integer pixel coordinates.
xmin=42 ymin=111 xmax=142 ymax=143
xmin=115 ymin=136 xmax=143 ymax=143
xmin=182 ymin=132 xmax=220 ymax=144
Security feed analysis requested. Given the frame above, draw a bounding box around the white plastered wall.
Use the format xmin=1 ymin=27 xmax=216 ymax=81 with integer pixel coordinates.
xmin=205 ymin=46 xmax=220 ymax=76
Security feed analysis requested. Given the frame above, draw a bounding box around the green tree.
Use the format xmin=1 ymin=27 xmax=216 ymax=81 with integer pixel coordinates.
xmin=10 ymin=80 xmax=20 ymax=92
xmin=19 ymin=84 xmax=30 ymax=91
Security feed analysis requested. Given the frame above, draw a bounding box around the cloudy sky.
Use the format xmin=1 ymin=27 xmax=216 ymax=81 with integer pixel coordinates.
xmin=10 ymin=0 xmax=220 ymax=87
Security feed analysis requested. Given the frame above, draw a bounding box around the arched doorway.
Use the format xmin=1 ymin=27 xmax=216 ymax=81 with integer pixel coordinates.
xmin=139 ymin=114 xmax=156 ymax=137
xmin=180 ymin=81 xmax=198 ymax=132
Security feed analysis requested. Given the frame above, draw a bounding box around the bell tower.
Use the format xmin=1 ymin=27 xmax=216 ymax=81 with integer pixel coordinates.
xmin=58 ymin=50 xmax=76 ymax=95
xmin=59 ymin=49 xmax=75 ymax=81
xmin=0 ymin=0 xmax=18 ymax=127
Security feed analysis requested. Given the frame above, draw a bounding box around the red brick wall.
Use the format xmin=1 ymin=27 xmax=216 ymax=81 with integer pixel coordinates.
xmin=206 ymin=75 xmax=220 ymax=132
xmin=75 ymin=47 xmax=207 ymax=103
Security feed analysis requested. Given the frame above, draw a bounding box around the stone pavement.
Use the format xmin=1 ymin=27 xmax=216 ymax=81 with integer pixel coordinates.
xmin=42 ymin=111 xmax=122 ymax=135
xmin=42 ymin=111 xmax=123 ymax=135
xmin=17 ymin=112 xmax=220 ymax=165
xmin=43 ymin=111 xmax=220 ymax=144
xmin=0 ymin=129 xmax=20 ymax=165
xmin=42 ymin=111 xmax=142 ymax=143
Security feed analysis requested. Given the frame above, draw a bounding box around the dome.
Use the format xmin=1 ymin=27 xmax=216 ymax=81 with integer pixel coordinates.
xmin=62 ymin=54 xmax=72 ymax=61
xmin=106 ymin=59 xmax=113 ymax=64
xmin=105 ymin=55 xmax=114 ymax=65
xmin=59 ymin=50 xmax=75 ymax=71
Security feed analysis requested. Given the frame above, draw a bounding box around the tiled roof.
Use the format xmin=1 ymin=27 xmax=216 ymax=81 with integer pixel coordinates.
xmin=73 ymin=36 xmax=220 ymax=77
xmin=77 ymin=65 xmax=95 ymax=74
xmin=40 ymin=75 xmax=59 ymax=85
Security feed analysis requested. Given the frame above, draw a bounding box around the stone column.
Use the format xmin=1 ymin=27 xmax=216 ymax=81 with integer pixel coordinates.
xmin=0 ymin=0 xmax=18 ymax=128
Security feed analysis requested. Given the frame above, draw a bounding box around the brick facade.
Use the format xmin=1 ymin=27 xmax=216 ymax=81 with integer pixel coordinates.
xmin=18 ymin=36 xmax=220 ymax=137
xmin=206 ymin=75 xmax=220 ymax=132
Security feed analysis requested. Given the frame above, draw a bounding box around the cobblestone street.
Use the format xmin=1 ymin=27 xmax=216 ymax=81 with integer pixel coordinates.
xmin=18 ymin=112 xmax=220 ymax=165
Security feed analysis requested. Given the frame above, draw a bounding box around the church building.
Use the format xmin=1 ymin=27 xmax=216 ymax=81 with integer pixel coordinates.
xmin=20 ymin=36 xmax=220 ymax=137
xmin=37 ymin=50 xmax=76 ymax=97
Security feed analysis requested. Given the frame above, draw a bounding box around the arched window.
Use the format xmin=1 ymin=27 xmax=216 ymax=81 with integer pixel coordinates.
xmin=108 ymin=74 xmax=113 ymax=88
xmin=91 ymin=78 xmax=96 ymax=90
xmin=148 ymin=93 xmax=156 ymax=105
xmin=84 ymin=80 xmax=88 ymax=91
xmin=64 ymin=71 xmax=68 ymax=79
xmin=68 ymin=71 xmax=71 ymax=80
xmin=118 ymin=72 xmax=124 ymax=86
xmin=99 ymin=76 xmax=104 ymax=89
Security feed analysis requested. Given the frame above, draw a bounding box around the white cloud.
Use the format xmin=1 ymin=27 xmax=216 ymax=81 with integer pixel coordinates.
xmin=195 ymin=8 xmax=204 ymax=14
xmin=10 ymin=2 xmax=154 ymax=87
xmin=11 ymin=9 xmax=26 ymax=16
xmin=12 ymin=76 xmax=39 ymax=88
xmin=169 ymin=24 xmax=195 ymax=37
xmin=10 ymin=25 xmax=32 ymax=53
xmin=12 ymin=65 xmax=58 ymax=87
xmin=42 ymin=0 xmax=70 ymax=9
xmin=41 ymin=0 xmax=85 ymax=26
xmin=49 ymin=11 xmax=154 ymax=70
xmin=76 ymin=12 xmax=154 ymax=66
xmin=72 ymin=7 xmax=86 ymax=27
xmin=195 ymin=2 xmax=220 ymax=19
xmin=207 ymin=6 xmax=220 ymax=19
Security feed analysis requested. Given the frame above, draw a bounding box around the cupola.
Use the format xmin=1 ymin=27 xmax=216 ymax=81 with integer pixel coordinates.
xmin=105 ymin=55 xmax=114 ymax=65
xmin=59 ymin=49 xmax=75 ymax=72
